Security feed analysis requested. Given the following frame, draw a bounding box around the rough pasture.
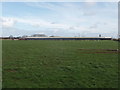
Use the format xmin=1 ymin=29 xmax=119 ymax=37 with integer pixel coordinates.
xmin=2 ymin=40 xmax=118 ymax=88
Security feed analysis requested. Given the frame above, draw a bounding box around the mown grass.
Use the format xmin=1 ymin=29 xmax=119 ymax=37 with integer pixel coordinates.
xmin=2 ymin=40 xmax=118 ymax=88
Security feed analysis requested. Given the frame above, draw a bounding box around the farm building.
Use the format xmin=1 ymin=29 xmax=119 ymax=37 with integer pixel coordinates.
xmin=23 ymin=37 xmax=112 ymax=40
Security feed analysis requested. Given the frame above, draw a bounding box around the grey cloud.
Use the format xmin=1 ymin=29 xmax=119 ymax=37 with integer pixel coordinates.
xmin=83 ymin=11 xmax=96 ymax=16
xmin=89 ymin=23 xmax=100 ymax=29
xmin=89 ymin=24 xmax=98 ymax=29
xmin=69 ymin=26 xmax=75 ymax=30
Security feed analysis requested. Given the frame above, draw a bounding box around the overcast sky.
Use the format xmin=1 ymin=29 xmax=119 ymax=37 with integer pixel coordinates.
xmin=1 ymin=2 xmax=118 ymax=37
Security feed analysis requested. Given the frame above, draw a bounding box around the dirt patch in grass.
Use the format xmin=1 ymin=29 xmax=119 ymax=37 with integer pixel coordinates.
xmin=5 ymin=68 xmax=20 ymax=72
xmin=78 ymin=49 xmax=119 ymax=54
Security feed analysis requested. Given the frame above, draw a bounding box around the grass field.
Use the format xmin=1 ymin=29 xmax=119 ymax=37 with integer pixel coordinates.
xmin=2 ymin=40 xmax=118 ymax=88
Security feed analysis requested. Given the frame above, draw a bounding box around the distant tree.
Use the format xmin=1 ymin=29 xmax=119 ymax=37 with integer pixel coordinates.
xmin=9 ymin=35 xmax=14 ymax=40
xmin=22 ymin=35 xmax=28 ymax=38
xmin=119 ymin=34 xmax=120 ymax=39
xmin=31 ymin=34 xmax=47 ymax=37
xmin=50 ymin=35 xmax=54 ymax=37
xmin=99 ymin=34 xmax=101 ymax=37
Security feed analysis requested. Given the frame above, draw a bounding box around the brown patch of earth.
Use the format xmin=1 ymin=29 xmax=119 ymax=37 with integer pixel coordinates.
xmin=78 ymin=49 xmax=119 ymax=54
xmin=6 ymin=68 xmax=19 ymax=72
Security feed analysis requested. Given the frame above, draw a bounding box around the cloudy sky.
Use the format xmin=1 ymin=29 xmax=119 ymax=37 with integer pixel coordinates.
xmin=1 ymin=2 xmax=118 ymax=37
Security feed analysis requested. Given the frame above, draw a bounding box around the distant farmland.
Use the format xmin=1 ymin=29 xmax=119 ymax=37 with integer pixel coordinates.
xmin=2 ymin=40 xmax=118 ymax=88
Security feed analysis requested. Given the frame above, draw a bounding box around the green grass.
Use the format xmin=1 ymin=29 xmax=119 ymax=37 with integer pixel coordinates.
xmin=2 ymin=40 xmax=118 ymax=88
